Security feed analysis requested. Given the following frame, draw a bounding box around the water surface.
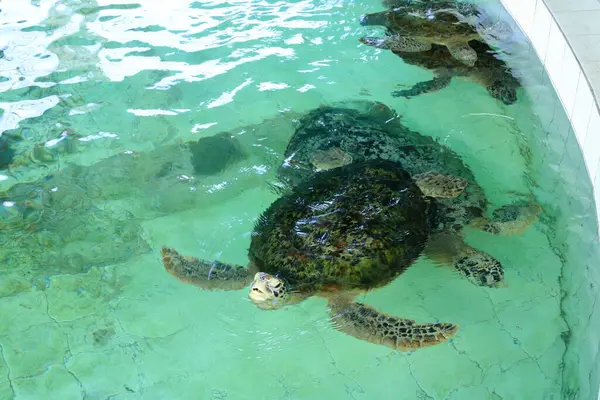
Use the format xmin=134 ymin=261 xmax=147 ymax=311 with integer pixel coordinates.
xmin=0 ymin=0 xmax=592 ymax=398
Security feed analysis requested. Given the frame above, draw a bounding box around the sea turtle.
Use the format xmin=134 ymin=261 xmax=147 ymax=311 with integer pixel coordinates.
xmin=360 ymin=37 xmax=521 ymax=104
xmin=359 ymin=0 xmax=510 ymax=67
xmin=161 ymin=159 xmax=461 ymax=351
xmin=159 ymin=101 xmax=539 ymax=351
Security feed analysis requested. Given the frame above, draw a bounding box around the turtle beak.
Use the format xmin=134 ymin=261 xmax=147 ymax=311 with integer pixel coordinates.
xmin=249 ymin=286 xmax=269 ymax=302
xmin=248 ymin=273 xmax=271 ymax=302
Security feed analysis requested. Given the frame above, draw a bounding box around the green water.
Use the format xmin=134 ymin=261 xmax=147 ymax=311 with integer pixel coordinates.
xmin=0 ymin=0 xmax=597 ymax=398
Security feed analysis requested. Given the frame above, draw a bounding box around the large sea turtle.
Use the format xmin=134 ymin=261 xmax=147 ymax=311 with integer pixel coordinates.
xmin=360 ymin=37 xmax=521 ymax=104
xmin=359 ymin=0 xmax=511 ymax=67
xmin=159 ymin=101 xmax=539 ymax=351
xmin=162 ymin=159 xmax=460 ymax=351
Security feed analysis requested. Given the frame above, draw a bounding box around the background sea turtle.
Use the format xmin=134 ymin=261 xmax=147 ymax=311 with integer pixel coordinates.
xmin=360 ymin=38 xmax=521 ymax=104
xmin=188 ymin=131 xmax=247 ymax=176
xmin=159 ymin=101 xmax=539 ymax=351
xmin=359 ymin=0 xmax=511 ymax=67
xmin=275 ymin=101 xmax=539 ymax=286
xmin=161 ymin=159 xmax=460 ymax=351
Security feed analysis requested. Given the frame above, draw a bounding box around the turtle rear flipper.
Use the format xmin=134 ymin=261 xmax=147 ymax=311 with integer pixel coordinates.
xmin=473 ymin=201 xmax=541 ymax=236
xmin=424 ymin=232 xmax=505 ymax=287
xmin=413 ymin=171 xmax=467 ymax=199
xmin=477 ymin=19 xmax=514 ymax=43
xmin=360 ymin=35 xmax=432 ymax=52
xmin=454 ymin=248 xmax=504 ymax=287
xmin=329 ymin=299 xmax=458 ymax=351
xmin=160 ymin=246 xmax=256 ymax=290
xmin=445 ymin=40 xmax=477 ymax=66
xmin=392 ymin=74 xmax=453 ymax=98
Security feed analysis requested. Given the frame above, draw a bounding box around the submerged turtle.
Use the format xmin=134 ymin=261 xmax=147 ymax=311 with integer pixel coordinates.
xmin=159 ymin=101 xmax=539 ymax=351
xmin=360 ymin=37 xmax=520 ymax=104
xmin=275 ymin=101 xmax=539 ymax=282
xmin=188 ymin=132 xmax=246 ymax=176
xmin=359 ymin=0 xmax=510 ymax=67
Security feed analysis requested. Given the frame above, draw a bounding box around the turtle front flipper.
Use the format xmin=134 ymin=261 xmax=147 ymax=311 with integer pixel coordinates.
xmin=445 ymin=40 xmax=477 ymax=67
xmin=472 ymin=201 xmax=541 ymax=236
xmin=160 ymin=246 xmax=256 ymax=290
xmin=413 ymin=171 xmax=467 ymax=199
xmin=360 ymin=35 xmax=432 ymax=52
xmin=424 ymin=233 xmax=504 ymax=287
xmin=328 ymin=296 xmax=458 ymax=351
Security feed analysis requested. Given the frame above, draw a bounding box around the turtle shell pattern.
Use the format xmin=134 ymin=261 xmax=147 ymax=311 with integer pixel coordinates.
xmin=250 ymin=159 xmax=433 ymax=293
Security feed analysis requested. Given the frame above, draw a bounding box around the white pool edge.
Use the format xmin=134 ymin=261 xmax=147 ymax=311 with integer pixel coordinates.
xmin=499 ymin=0 xmax=600 ymax=239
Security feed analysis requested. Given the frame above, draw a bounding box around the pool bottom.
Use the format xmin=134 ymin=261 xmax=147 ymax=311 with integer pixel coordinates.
xmin=0 ymin=183 xmax=564 ymax=399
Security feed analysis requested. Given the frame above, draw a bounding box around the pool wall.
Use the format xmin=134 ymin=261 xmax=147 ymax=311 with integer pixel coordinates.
xmin=499 ymin=0 xmax=600 ymax=229
xmin=499 ymin=0 xmax=600 ymax=398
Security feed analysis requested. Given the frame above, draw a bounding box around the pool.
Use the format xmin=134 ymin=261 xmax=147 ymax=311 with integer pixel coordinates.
xmin=0 ymin=0 xmax=597 ymax=398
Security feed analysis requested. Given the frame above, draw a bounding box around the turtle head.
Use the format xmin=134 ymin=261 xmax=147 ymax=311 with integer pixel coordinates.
xmin=248 ymin=272 xmax=290 ymax=310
